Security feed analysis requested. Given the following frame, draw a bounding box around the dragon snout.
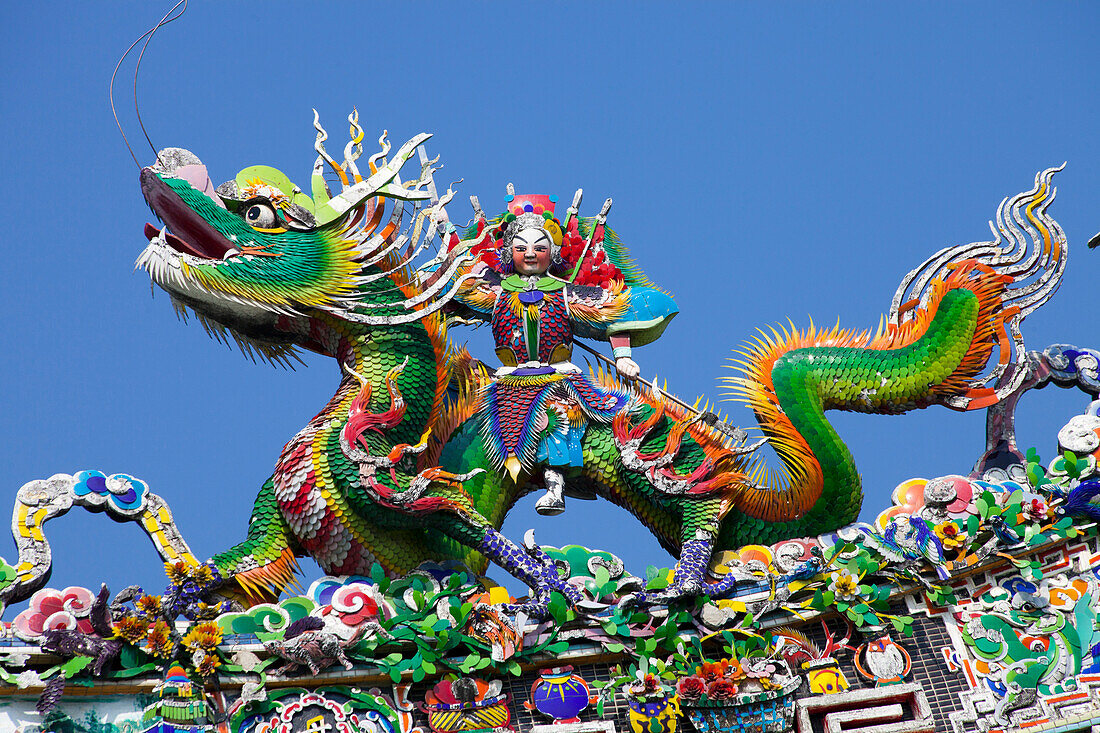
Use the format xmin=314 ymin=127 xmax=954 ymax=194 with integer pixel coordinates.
xmin=149 ymin=147 xmax=202 ymax=175
xmin=144 ymin=147 xmax=226 ymax=210
xmin=140 ymin=165 xmax=234 ymax=260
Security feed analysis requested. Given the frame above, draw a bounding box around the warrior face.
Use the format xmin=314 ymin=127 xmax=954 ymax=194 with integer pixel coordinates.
xmin=512 ymin=228 xmax=553 ymax=276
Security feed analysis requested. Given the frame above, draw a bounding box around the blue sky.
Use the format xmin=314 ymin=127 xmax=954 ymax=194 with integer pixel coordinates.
xmin=1 ymin=2 xmax=1097 ymax=599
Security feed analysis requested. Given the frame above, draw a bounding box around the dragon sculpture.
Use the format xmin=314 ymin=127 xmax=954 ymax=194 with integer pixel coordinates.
xmin=3 ymin=114 xmax=1068 ymax=616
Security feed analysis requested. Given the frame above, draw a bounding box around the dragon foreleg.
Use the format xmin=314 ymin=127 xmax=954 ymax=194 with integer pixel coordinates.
xmin=210 ymin=476 xmax=301 ymax=604
xmin=475 ymin=528 xmax=582 ymax=616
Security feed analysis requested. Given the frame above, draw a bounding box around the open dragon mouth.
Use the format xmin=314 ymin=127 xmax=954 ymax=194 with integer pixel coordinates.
xmin=140 ymin=162 xmax=235 ymax=261
xmin=142 ymin=222 xmax=230 ymax=259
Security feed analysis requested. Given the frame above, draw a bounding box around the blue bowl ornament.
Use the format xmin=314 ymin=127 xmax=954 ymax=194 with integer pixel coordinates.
xmin=525 ymin=666 xmax=594 ymax=723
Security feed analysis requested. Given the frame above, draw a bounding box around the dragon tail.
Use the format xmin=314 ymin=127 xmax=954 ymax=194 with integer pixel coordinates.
xmin=718 ymin=166 xmax=1066 ymax=548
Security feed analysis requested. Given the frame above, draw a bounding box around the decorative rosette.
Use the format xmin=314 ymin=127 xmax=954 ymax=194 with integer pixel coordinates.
xmin=73 ymin=470 xmax=148 ymax=516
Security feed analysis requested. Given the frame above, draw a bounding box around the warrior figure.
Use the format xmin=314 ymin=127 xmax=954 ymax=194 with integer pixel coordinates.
xmin=446 ymin=187 xmax=677 ymax=514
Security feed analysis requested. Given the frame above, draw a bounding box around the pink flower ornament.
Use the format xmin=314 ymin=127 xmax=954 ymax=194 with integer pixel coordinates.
xmin=13 ymin=586 xmax=96 ymax=641
xmin=676 ymin=675 xmax=706 ymax=701
xmin=1021 ymin=498 xmax=1049 ymax=523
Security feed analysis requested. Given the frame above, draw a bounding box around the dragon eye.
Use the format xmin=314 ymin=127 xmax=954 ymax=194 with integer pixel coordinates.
xmin=243 ymin=202 xmax=278 ymax=228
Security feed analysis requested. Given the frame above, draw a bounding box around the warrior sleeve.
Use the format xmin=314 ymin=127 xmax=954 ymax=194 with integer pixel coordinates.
xmin=567 ymin=282 xmax=678 ymax=347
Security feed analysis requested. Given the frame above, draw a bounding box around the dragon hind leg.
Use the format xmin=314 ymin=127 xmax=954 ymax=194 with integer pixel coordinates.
xmin=576 ymin=422 xmax=740 ymax=606
xmin=621 ymin=497 xmax=740 ymax=607
xmin=477 ymin=526 xmax=582 ymax=616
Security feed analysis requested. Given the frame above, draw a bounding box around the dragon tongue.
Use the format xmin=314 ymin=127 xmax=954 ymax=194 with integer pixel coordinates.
xmin=143 ymin=220 xmax=215 ymax=259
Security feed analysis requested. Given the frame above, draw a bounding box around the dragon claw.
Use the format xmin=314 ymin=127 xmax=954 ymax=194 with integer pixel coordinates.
xmin=477 ymin=527 xmax=582 ymax=619
xmin=502 ymin=579 xmax=582 ymax=618
xmin=618 ymin=583 xmax=695 ymax=610
xmin=618 ymin=570 xmax=739 ymax=610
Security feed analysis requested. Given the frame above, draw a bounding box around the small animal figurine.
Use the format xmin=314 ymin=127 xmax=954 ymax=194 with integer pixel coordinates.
xmin=854 ymin=630 xmax=912 ymax=686
xmin=1056 ymin=479 xmax=1100 ymax=521
xmin=855 ymin=515 xmax=949 ymax=580
xmin=263 ymin=615 xmax=384 ymax=675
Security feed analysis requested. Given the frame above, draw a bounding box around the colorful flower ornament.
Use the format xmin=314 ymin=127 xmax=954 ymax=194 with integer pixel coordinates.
xmin=115 ymin=615 xmax=149 ymax=643
xmin=145 ymin=619 xmax=174 ymax=658
xmin=828 ymin=570 xmax=861 ymax=602
xmin=745 ymin=659 xmax=779 ymax=686
xmin=181 ymin=621 xmax=223 ymax=652
xmin=706 ymin=678 xmax=739 ymax=700
xmin=676 ymin=675 xmax=706 ymax=702
xmin=1021 ymin=497 xmax=1051 ymax=523
xmin=696 ymin=659 xmax=730 ymax=682
xmin=934 ymin=520 xmax=967 ymax=551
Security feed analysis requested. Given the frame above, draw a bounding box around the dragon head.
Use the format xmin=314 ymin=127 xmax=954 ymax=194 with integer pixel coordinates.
xmin=137 ymin=111 xmax=446 ymax=363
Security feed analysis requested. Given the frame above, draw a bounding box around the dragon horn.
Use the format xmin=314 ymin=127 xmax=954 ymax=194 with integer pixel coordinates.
xmin=343 ymin=108 xmax=365 ymax=183
xmin=312 ymin=109 xmax=348 ymax=195
xmin=470 ymin=195 xmax=486 ymax=226
xmin=315 ymin=133 xmax=434 ymax=225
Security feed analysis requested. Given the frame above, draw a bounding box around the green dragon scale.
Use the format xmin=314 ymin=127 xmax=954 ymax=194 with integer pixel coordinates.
xmin=133 ymin=118 xmax=1065 ymax=612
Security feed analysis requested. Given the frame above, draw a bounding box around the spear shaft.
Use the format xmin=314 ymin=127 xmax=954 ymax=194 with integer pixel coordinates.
xmin=572 ymin=340 xmax=750 ymax=445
